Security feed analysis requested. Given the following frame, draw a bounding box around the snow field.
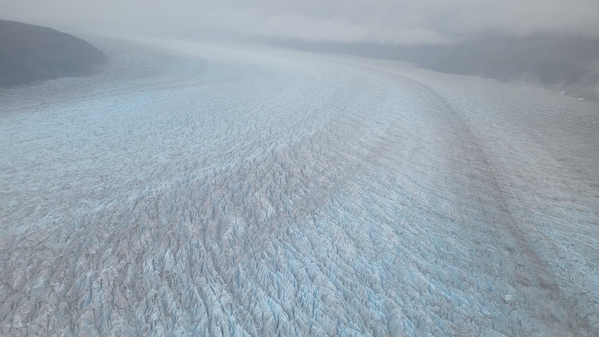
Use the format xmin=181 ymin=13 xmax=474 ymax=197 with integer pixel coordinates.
xmin=1 ymin=37 xmax=598 ymax=336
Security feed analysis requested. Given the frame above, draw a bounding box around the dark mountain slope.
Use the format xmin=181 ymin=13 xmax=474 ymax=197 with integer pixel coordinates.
xmin=0 ymin=20 xmax=105 ymax=86
xmin=269 ymin=34 xmax=599 ymax=101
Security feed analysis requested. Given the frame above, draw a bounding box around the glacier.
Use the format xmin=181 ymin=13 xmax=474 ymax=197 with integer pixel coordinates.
xmin=1 ymin=36 xmax=598 ymax=336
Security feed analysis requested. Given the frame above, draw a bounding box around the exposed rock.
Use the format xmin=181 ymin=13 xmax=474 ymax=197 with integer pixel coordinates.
xmin=0 ymin=20 xmax=105 ymax=86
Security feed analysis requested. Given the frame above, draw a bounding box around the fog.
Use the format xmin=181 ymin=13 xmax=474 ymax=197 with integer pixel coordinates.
xmin=4 ymin=0 xmax=598 ymax=98
xmin=1 ymin=36 xmax=598 ymax=336
xmin=2 ymin=1 xmax=599 ymax=336
xmin=2 ymin=0 xmax=599 ymax=44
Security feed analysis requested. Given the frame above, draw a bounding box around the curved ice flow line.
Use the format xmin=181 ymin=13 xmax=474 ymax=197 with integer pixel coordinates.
xmin=1 ymin=37 xmax=598 ymax=336
xmin=561 ymin=91 xmax=585 ymax=100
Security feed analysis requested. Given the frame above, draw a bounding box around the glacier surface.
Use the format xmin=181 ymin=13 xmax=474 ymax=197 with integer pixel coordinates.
xmin=1 ymin=37 xmax=598 ymax=336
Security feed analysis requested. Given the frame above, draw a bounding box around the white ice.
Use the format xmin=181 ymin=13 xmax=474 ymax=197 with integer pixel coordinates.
xmin=1 ymin=36 xmax=598 ymax=336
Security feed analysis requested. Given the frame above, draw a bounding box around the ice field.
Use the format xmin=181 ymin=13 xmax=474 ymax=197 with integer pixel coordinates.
xmin=1 ymin=36 xmax=599 ymax=336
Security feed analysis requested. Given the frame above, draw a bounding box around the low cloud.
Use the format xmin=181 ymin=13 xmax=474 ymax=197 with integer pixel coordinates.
xmin=2 ymin=0 xmax=599 ymax=45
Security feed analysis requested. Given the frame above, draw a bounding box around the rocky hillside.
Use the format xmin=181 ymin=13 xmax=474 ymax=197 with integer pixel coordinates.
xmin=0 ymin=20 xmax=105 ymax=86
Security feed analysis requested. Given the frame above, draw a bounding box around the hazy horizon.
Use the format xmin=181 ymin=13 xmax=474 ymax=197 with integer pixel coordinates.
xmin=2 ymin=1 xmax=599 ymax=335
xmin=2 ymin=0 xmax=599 ymax=45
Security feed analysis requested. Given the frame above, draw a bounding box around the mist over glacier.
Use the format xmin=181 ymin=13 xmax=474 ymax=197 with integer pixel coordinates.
xmin=1 ymin=37 xmax=598 ymax=336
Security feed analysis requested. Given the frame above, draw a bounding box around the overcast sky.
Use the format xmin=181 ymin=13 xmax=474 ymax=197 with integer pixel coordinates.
xmin=2 ymin=0 xmax=599 ymax=44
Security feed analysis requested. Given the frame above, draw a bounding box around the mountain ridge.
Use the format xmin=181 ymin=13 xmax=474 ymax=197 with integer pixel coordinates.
xmin=266 ymin=34 xmax=599 ymax=101
xmin=0 ymin=19 xmax=106 ymax=86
